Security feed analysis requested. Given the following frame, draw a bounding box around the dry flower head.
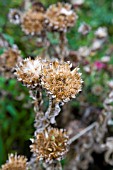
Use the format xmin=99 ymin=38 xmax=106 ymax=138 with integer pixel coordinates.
xmin=30 ymin=128 xmax=69 ymax=163
xmin=1 ymin=153 xmax=27 ymax=170
xmin=21 ymin=9 xmax=45 ymax=35
xmin=0 ymin=47 xmax=22 ymax=79
xmin=45 ymin=2 xmax=77 ymax=32
xmin=15 ymin=57 xmax=43 ymax=88
xmin=41 ymin=61 xmax=82 ymax=103
xmin=95 ymin=27 xmax=108 ymax=39
xmin=78 ymin=22 xmax=91 ymax=35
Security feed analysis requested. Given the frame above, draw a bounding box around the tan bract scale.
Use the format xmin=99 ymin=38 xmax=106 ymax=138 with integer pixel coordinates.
xmin=0 ymin=47 xmax=22 ymax=79
xmin=1 ymin=154 xmax=27 ymax=170
xmin=21 ymin=9 xmax=45 ymax=35
xmin=30 ymin=128 xmax=69 ymax=163
xmin=41 ymin=61 xmax=82 ymax=102
xmin=45 ymin=2 xmax=77 ymax=32
xmin=15 ymin=57 xmax=43 ymax=88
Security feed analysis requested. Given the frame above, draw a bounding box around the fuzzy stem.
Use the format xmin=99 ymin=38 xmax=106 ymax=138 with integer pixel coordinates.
xmin=24 ymin=0 xmax=31 ymax=11
xmin=29 ymin=88 xmax=43 ymax=112
xmin=59 ymin=32 xmax=68 ymax=61
xmin=46 ymin=161 xmax=62 ymax=170
xmin=45 ymin=95 xmax=61 ymax=124
xmin=30 ymin=88 xmax=49 ymax=134
xmin=40 ymin=31 xmax=50 ymax=59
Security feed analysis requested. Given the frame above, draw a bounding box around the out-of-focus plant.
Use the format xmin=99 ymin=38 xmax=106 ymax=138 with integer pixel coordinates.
xmin=0 ymin=0 xmax=113 ymax=169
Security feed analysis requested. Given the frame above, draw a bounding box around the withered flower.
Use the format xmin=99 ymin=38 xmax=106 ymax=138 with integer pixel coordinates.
xmin=107 ymin=80 xmax=113 ymax=89
xmin=30 ymin=128 xmax=69 ymax=163
xmin=0 ymin=46 xmax=22 ymax=79
xmin=78 ymin=22 xmax=91 ymax=35
xmin=8 ymin=9 xmax=22 ymax=24
xmin=15 ymin=57 xmax=43 ymax=88
xmin=91 ymin=84 xmax=103 ymax=96
xmin=21 ymin=9 xmax=45 ymax=35
xmin=42 ymin=61 xmax=82 ymax=103
xmin=44 ymin=2 xmax=77 ymax=32
xmin=1 ymin=153 xmax=27 ymax=170
xmin=91 ymin=39 xmax=105 ymax=51
xmin=71 ymin=0 xmax=85 ymax=6
xmin=78 ymin=46 xmax=91 ymax=58
xmin=101 ymin=56 xmax=110 ymax=63
xmin=95 ymin=27 xmax=108 ymax=39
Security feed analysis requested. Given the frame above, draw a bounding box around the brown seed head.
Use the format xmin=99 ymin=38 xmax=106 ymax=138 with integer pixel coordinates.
xmin=0 ymin=47 xmax=22 ymax=79
xmin=1 ymin=153 xmax=27 ymax=170
xmin=45 ymin=2 xmax=77 ymax=32
xmin=15 ymin=57 xmax=43 ymax=88
xmin=21 ymin=9 xmax=45 ymax=35
xmin=30 ymin=128 xmax=69 ymax=163
xmin=41 ymin=61 xmax=82 ymax=103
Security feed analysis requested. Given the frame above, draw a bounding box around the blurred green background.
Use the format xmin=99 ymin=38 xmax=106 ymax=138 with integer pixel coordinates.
xmin=0 ymin=0 xmax=113 ymax=168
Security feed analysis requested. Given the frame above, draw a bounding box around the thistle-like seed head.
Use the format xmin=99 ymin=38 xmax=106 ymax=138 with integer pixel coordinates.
xmin=1 ymin=153 xmax=27 ymax=170
xmin=15 ymin=57 xmax=43 ymax=88
xmin=0 ymin=47 xmax=22 ymax=79
xmin=30 ymin=128 xmax=69 ymax=163
xmin=41 ymin=61 xmax=82 ymax=103
xmin=21 ymin=9 xmax=45 ymax=35
xmin=44 ymin=2 xmax=77 ymax=32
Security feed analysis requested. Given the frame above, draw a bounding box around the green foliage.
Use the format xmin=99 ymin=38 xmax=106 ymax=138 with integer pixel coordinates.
xmin=0 ymin=77 xmax=34 ymax=164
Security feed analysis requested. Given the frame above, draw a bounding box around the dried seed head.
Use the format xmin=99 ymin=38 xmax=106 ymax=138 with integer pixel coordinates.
xmin=1 ymin=153 xmax=27 ymax=170
xmin=34 ymin=111 xmax=50 ymax=133
xmin=0 ymin=46 xmax=22 ymax=79
xmin=31 ymin=2 xmax=45 ymax=12
xmin=21 ymin=9 xmax=45 ymax=35
xmin=44 ymin=2 xmax=77 ymax=32
xmin=30 ymin=128 xmax=69 ymax=163
xmin=92 ymin=84 xmax=103 ymax=96
xmin=95 ymin=27 xmax=108 ymax=39
xmin=8 ymin=9 xmax=22 ymax=24
xmin=41 ymin=61 xmax=82 ymax=103
xmin=78 ymin=46 xmax=91 ymax=58
xmin=15 ymin=57 xmax=43 ymax=88
xmin=78 ymin=22 xmax=91 ymax=35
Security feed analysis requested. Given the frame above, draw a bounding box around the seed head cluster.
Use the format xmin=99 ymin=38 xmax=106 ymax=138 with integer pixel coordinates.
xmin=21 ymin=9 xmax=45 ymax=35
xmin=1 ymin=154 xmax=27 ymax=170
xmin=15 ymin=58 xmax=82 ymax=101
xmin=15 ymin=57 xmax=43 ymax=88
xmin=30 ymin=128 xmax=69 ymax=163
xmin=9 ymin=2 xmax=77 ymax=34
xmin=42 ymin=61 xmax=82 ymax=103
xmin=44 ymin=2 xmax=77 ymax=32
xmin=0 ymin=47 xmax=21 ymax=79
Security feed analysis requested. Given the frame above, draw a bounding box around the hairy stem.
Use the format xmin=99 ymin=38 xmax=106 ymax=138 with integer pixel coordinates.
xmin=45 ymin=95 xmax=61 ymax=124
xmin=45 ymin=161 xmax=62 ymax=170
xmin=59 ymin=32 xmax=68 ymax=61
xmin=29 ymin=88 xmax=43 ymax=112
